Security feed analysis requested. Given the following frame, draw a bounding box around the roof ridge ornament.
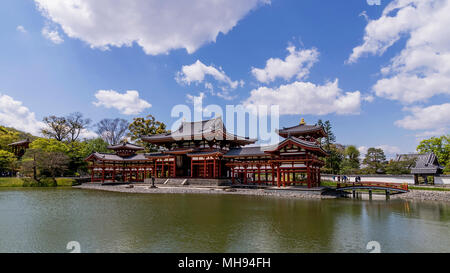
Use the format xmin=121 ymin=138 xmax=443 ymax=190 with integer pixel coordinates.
xmin=300 ymin=118 xmax=306 ymax=125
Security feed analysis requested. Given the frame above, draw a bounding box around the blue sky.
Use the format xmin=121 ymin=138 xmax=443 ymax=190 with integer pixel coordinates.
xmin=0 ymin=0 xmax=449 ymax=158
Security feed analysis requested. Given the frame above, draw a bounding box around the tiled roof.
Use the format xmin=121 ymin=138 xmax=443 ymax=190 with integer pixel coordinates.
xmin=224 ymin=146 xmax=268 ymax=157
xmin=86 ymin=152 xmax=149 ymax=162
xmin=8 ymin=139 xmax=31 ymax=146
xmin=141 ymin=117 xmax=256 ymax=145
xmin=397 ymin=153 xmax=444 ymax=174
xmin=277 ymin=123 xmax=327 ymax=137
xmin=107 ymin=142 xmax=144 ymax=150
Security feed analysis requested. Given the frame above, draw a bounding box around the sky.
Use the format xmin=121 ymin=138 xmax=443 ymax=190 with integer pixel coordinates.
xmin=0 ymin=0 xmax=449 ymax=158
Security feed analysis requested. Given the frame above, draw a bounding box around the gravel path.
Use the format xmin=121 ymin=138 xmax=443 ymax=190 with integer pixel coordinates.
xmin=74 ymin=184 xmax=334 ymax=200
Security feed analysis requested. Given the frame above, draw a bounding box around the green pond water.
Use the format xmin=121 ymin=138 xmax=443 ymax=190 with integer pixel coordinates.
xmin=0 ymin=188 xmax=449 ymax=253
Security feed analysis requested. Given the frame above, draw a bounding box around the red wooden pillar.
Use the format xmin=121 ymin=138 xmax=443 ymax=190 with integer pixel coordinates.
xmin=213 ymin=159 xmax=217 ymax=178
xmin=112 ymin=163 xmax=116 ymax=182
xmin=203 ymin=158 xmax=207 ymax=178
xmin=276 ymin=164 xmax=281 ymax=187
xmin=91 ymin=161 xmax=95 ymax=182
xmin=244 ymin=165 xmax=248 ymax=184
xmin=191 ymin=159 xmax=194 ymax=178
xmin=257 ymin=165 xmax=261 ymax=184
xmin=272 ymin=164 xmax=275 ymax=186
xmin=172 ymin=158 xmax=176 ymax=178
xmin=307 ymin=162 xmax=311 ymax=188
xmin=231 ymin=167 xmax=235 ymax=184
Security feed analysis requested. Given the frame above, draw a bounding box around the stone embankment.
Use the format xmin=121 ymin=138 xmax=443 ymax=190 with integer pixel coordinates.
xmin=392 ymin=189 xmax=450 ymax=202
xmin=74 ymin=184 xmax=334 ymax=200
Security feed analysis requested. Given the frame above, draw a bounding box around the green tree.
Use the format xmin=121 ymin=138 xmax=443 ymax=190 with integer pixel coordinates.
xmin=362 ymin=148 xmax=387 ymax=174
xmin=80 ymin=138 xmax=110 ymax=158
xmin=128 ymin=115 xmax=168 ymax=151
xmin=317 ymin=119 xmax=336 ymax=151
xmin=416 ymin=135 xmax=450 ymax=169
xmin=0 ymin=126 xmax=20 ymax=151
xmin=0 ymin=150 xmax=17 ymax=174
xmin=340 ymin=145 xmax=360 ymax=174
xmin=21 ymin=139 xmax=70 ymax=181
xmin=385 ymin=157 xmax=417 ymax=175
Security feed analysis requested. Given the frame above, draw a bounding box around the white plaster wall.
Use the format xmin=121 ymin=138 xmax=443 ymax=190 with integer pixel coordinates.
xmin=435 ymin=176 xmax=450 ymax=185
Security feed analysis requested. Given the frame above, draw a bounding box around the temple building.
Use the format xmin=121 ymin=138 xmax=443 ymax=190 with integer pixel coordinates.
xmin=396 ymin=153 xmax=444 ymax=184
xmin=8 ymin=139 xmax=31 ymax=158
xmin=85 ymin=117 xmax=328 ymax=188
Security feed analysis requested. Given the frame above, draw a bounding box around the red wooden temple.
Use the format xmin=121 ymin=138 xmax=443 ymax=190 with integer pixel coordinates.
xmin=85 ymin=117 xmax=328 ymax=188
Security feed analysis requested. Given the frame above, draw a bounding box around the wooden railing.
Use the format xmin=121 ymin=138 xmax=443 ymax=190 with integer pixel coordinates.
xmin=337 ymin=181 xmax=408 ymax=191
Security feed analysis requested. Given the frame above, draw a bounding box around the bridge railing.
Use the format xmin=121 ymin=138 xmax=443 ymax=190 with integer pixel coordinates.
xmin=337 ymin=181 xmax=408 ymax=191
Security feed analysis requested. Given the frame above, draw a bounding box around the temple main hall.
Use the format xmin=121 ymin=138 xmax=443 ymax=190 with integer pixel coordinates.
xmin=86 ymin=117 xmax=328 ymax=188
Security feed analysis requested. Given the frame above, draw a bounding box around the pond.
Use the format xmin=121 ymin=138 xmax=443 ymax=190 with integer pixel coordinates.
xmin=0 ymin=188 xmax=449 ymax=253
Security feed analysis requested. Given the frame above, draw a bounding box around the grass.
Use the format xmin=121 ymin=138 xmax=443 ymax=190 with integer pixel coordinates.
xmin=409 ymin=186 xmax=450 ymax=192
xmin=0 ymin=177 xmax=76 ymax=187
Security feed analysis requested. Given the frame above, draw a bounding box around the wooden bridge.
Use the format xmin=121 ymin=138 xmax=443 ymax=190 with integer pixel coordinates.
xmin=336 ymin=181 xmax=409 ymax=197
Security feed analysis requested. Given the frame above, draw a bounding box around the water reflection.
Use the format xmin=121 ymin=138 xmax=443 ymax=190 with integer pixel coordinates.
xmin=0 ymin=188 xmax=448 ymax=253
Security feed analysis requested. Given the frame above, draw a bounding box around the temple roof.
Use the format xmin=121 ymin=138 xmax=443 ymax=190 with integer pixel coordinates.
xmin=223 ymin=146 xmax=268 ymax=157
xmin=277 ymin=119 xmax=327 ymax=138
xmin=264 ymin=136 xmax=328 ymax=156
xmin=107 ymin=142 xmax=145 ymax=151
xmin=8 ymin=139 xmax=31 ymax=146
xmin=396 ymin=153 xmax=444 ymax=174
xmin=141 ymin=117 xmax=256 ymax=145
xmin=85 ymin=152 xmax=149 ymax=162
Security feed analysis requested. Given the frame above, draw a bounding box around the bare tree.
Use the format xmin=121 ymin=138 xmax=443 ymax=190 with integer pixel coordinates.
xmin=96 ymin=118 xmax=129 ymax=145
xmin=66 ymin=112 xmax=91 ymax=143
xmin=41 ymin=116 xmax=70 ymax=141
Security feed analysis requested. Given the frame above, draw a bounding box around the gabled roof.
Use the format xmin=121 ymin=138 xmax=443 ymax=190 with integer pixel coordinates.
xmin=85 ymin=152 xmax=149 ymax=162
xmin=264 ymin=136 xmax=328 ymax=156
xmin=8 ymin=139 xmax=31 ymax=146
xmin=396 ymin=153 xmax=444 ymax=174
xmin=141 ymin=117 xmax=256 ymax=145
xmin=277 ymin=122 xmax=327 ymax=138
xmin=107 ymin=142 xmax=144 ymax=151
xmin=223 ymin=146 xmax=269 ymax=157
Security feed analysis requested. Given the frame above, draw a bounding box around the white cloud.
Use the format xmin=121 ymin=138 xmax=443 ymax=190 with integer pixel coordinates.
xmin=42 ymin=25 xmax=64 ymax=44
xmin=349 ymin=0 xmax=450 ymax=104
xmin=358 ymin=144 xmax=401 ymax=159
xmin=395 ymin=103 xmax=450 ymax=131
xmin=34 ymin=0 xmax=269 ymax=55
xmin=251 ymin=46 xmax=319 ymax=83
xmin=93 ymin=90 xmax=151 ymax=115
xmin=0 ymin=93 xmax=45 ymax=135
xmin=79 ymin=129 xmax=98 ymax=139
xmin=16 ymin=25 xmax=27 ymax=33
xmin=176 ymin=60 xmax=243 ymax=100
xmin=243 ymin=79 xmax=361 ymax=115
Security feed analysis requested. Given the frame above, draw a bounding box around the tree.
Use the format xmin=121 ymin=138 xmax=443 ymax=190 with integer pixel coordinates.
xmin=66 ymin=112 xmax=91 ymax=143
xmin=385 ymin=158 xmax=417 ymax=175
xmin=362 ymin=148 xmax=387 ymax=174
xmin=80 ymin=138 xmax=110 ymax=158
xmin=0 ymin=126 xmax=20 ymax=151
xmin=41 ymin=116 xmax=70 ymax=141
xmin=128 ymin=115 xmax=168 ymax=151
xmin=416 ymin=135 xmax=450 ymax=169
xmin=0 ymin=150 xmax=16 ymax=174
xmin=21 ymin=139 xmax=70 ymax=181
xmin=340 ymin=145 xmax=360 ymax=174
xmin=317 ymin=119 xmax=336 ymax=152
xmin=96 ymin=118 xmax=129 ymax=145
